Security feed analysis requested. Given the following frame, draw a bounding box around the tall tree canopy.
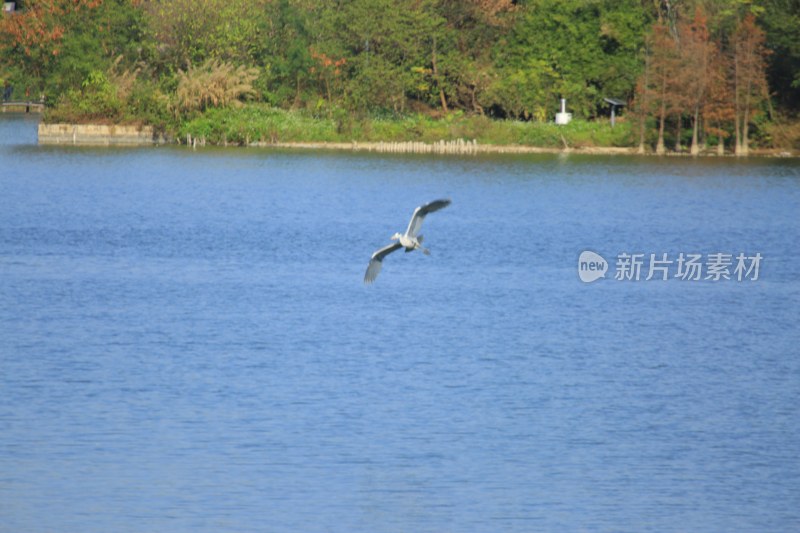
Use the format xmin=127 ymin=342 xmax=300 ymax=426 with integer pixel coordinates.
xmin=1 ymin=0 xmax=794 ymax=147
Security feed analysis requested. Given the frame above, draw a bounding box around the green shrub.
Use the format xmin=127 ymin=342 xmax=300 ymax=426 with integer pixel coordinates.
xmin=176 ymin=105 xmax=635 ymax=147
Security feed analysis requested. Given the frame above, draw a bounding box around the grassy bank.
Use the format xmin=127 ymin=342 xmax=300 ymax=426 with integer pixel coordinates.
xmin=41 ymin=100 xmax=798 ymax=154
xmin=178 ymin=105 xmax=635 ymax=149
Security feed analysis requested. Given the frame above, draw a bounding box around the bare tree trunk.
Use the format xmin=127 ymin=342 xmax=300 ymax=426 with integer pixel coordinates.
xmin=471 ymin=85 xmax=483 ymax=115
xmin=735 ymin=116 xmax=743 ymax=155
xmin=656 ymin=77 xmax=666 ymax=155
xmin=638 ymin=112 xmax=647 ymax=154
xmin=733 ymin=53 xmax=742 ymax=156
xmin=325 ymin=77 xmax=333 ymax=118
xmin=638 ymin=49 xmax=650 ymax=154
xmin=638 ymin=117 xmax=647 ymax=152
xmin=293 ymin=73 xmax=302 ymax=109
xmin=690 ymin=107 xmax=700 ymax=155
xmin=675 ymin=115 xmax=682 ymax=152
xmin=699 ymin=115 xmax=707 ymax=152
xmin=742 ymin=115 xmax=750 ymax=156
xmin=742 ymin=78 xmax=752 ymax=156
xmin=432 ymin=36 xmax=448 ymax=114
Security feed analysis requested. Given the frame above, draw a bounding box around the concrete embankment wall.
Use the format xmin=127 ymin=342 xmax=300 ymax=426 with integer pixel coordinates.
xmin=2 ymin=102 xmax=45 ymax=113
xmin=38 ymin=123 xmax=167 ymax=146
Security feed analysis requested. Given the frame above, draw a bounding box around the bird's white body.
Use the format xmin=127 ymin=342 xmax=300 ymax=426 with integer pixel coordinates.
xmin=394 ymin=233 xmax=421 ymax=251
xmin=364 ymin=199 xmax=451 ymax=284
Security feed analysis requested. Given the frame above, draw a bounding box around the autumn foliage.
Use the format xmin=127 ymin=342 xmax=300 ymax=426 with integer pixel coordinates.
xmin=635 ymin=9 xmax=771 ymax=155
xmin=0 ymin=0 xmax=102 ymax=77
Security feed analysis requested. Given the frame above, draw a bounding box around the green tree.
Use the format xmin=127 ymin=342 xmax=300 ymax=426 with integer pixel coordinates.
xmin=433 ymin=0 xmax=515 ymax=114
xmin=321 ymin=0 xmax=443 ymax=113
xmin=490 ymin=0 xmax=649 ymax=120
xmin=141 ymin=0 xmax=268 ymax=69
xmin=760 ymin=0 xmax=800 ymax=113
xmin=680 ymin=8 xmax=715 ymax=155
xmin=258 ymin=0 xmax=315 ymax=107
xmin=732 ymin=13 xmax=770 ymax=155
xmin=0 ymin=0 xmax=144 ymax=101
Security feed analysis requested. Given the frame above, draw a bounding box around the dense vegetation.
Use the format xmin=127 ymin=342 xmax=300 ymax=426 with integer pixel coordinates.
xmin=1 ymin=0 xmax=798 ymax=152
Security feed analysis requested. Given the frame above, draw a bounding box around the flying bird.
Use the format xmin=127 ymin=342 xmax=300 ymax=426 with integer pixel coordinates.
xmin=364 ymin=198 xmax=451 ymax=284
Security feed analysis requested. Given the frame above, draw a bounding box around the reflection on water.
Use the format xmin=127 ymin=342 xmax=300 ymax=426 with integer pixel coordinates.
xmin=1 ymin=115 xmax=800 ymax=532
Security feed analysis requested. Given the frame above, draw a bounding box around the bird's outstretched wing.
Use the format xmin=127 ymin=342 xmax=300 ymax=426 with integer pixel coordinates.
xmin=405 ymin=198 xmax=451 ymax=238
xmin=364 ymin=242 xmax=403 ymax=284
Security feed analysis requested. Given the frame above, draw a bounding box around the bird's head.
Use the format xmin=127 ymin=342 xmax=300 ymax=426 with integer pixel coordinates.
xmin=390 ymin=232 xmax=402 ymax=241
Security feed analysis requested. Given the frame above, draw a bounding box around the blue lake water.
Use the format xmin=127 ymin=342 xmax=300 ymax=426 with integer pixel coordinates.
xmin=1 ymin=114 xmax=799 ymax=532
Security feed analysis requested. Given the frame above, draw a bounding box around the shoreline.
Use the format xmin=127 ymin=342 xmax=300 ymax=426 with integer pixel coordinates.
xmin=259 ymin=140 xmax=640 ymax=156
xmin=37 ymin=123 xmax=797 ymax=158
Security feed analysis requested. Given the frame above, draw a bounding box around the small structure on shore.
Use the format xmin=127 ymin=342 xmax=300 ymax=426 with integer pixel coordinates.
xmin=555 ymin=98 xmax=572 ymax=125
xmin=604 ymin=98 xmax=626 ymax=127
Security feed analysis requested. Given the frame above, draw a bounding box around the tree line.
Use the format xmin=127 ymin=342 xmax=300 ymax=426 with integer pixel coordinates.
xmin=1 ymin=0 xmax=797 ymax=151
xmin=636 ymin=6 xmax=773 ymax=155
